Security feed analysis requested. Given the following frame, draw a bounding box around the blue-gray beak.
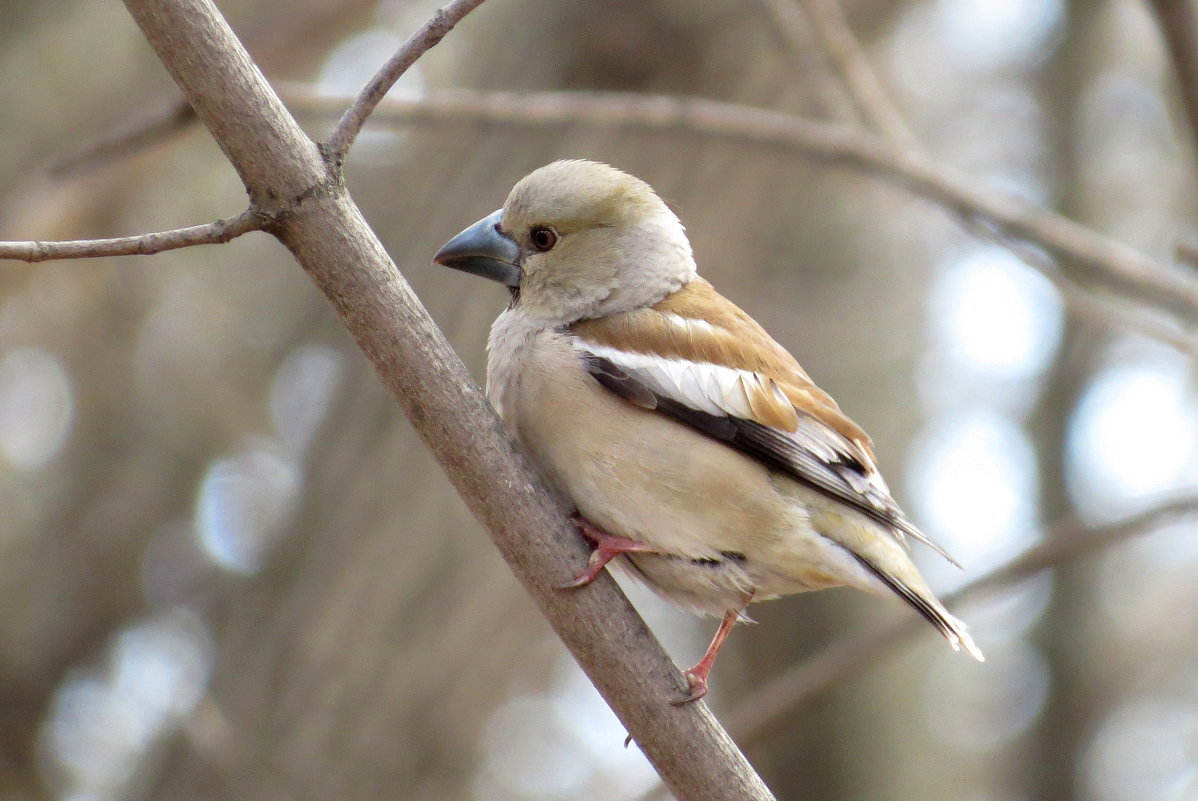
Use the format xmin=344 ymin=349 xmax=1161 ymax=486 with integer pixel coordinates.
xmin=433 ymin=209 xmax=521 ymax=288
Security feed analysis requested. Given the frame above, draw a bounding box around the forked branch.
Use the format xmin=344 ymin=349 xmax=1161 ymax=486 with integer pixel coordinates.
xmin=112 ymin=1 xmax=776 ymax=799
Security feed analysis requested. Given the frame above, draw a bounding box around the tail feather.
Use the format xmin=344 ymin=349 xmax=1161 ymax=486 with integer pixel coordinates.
xmin=892 ymin=516 xmax=962 ymax=569
xmin=851 ymin=553 xmax=985 ymax=662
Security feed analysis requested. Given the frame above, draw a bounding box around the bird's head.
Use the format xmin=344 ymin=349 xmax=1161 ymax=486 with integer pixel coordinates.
xmin=434 ymin=160 xmax=696 ymax=323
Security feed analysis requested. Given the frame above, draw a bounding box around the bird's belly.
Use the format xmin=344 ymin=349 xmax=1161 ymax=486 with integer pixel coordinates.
xmin=510 ymin=348 xmax=844 ymax=614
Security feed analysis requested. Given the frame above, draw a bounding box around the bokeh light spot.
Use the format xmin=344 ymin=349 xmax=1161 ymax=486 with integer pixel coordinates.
xmin=195 ymin=442 xmax=302 ymax=574
xmin=1085 ymin=695 xmax=1198 ymax=801
xmin=0 ymin=347 xmax=74 ymax=470
xmin=1068 ymin=358 xmax=1197 ymax=519
xmin=42 ymin=609 xmax=212 ymax=799
xmin=931 ymin=0 xmax=1063 ymax=73
xmin=923 ymin=640 xmax=1050 ymax=752
xmin=909 ymin=410 xmax=1038 ymax=584
xmin=929 ymin=246 xmax=1064 ymax=382
xmin=270 ymin=344 xmax=344 ymax=454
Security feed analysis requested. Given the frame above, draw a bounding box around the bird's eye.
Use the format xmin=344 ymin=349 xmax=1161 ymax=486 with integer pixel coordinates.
xmin=529 ymin=226 xmax=558 ymax=252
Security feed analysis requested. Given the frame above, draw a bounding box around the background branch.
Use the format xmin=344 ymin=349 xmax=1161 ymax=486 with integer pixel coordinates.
xmin=117 ymin=0 xmax=774 ymax=799
xmin=1148 ymin=0 xmax=1198 ymax=155
xmin=758 ymin=0 xmax=1198 ymax=356
xmin=724 ymin=495 xmax=1198 ymax=741
xmin=0 ymin=209 xmax=261 ymax=262
xmin=289 ymin=88 xmax=1198 ymax=341
xmin=761 ymin=0 xmax=917 ymax=146
xmin=631 ymin=494 xmax=1198 ymax=801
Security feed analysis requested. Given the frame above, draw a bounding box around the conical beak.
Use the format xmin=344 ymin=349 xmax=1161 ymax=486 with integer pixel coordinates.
xmin=433 ymin=209 xmax=521 ymax=288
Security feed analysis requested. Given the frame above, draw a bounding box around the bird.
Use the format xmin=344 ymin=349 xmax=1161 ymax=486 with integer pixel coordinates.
xmin=433 ymin=159 xmax=983 ymax=703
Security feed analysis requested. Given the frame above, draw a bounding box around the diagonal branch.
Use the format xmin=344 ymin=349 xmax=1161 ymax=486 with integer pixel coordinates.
xmin=117 ymin=1 xmax=774 ymax=799
xmin=0 ymin=209 xmax=261 ymax=262
xmin=764 ymin=0 xmax=1198 ymax=354
xmin=324 ymin=0 xmax=487 ymax=162
xmin=762 ymin=0 xmax=917 ymax=146
xmin=288 ymin=88 xmax=1198 ymax=337
xmin=768 ymin=0 xmax=1198 ymax=357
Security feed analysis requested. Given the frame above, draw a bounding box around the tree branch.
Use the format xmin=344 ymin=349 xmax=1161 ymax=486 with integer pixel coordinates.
xmin=1148 ymin=0 xmax=1198 ymax=155
xmin=117 ymin=1 xmax=774 ymax=799
xmin=0 ymin=209 xmax=262 ymax=262
xmin=762 ymin=0 xmax=917 ymax=146
xmin=289 ymin=88 xmax=1198 ymax=336
xmin=324 ymin=0 xmax=487 ymax=162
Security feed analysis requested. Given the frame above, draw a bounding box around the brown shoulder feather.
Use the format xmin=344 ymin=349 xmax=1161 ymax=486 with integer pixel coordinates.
xmin=572 ymin=278 xmax=875 ymax=456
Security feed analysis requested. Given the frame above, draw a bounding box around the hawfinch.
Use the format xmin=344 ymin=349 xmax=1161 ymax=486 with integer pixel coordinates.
xmin=434 ymin=160 xmax=982 ymax=703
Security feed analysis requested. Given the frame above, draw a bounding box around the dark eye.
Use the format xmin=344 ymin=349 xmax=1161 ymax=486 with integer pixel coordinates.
xmin=529 ymin=226 xmax=558 ymax=252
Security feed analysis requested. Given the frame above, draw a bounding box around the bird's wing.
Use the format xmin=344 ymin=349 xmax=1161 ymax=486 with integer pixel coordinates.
xmin=570 ymin=277 xmax=959 ymax=566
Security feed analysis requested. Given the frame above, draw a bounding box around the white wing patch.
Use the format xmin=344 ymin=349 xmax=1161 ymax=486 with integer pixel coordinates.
xmin=578 ymin=341 xmax=767 ymax=421
xmin=576 ymin=340 xmax=877 ymax=483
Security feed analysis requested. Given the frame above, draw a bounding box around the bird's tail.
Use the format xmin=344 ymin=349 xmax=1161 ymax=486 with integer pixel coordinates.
xmin=851 ymin=553 xmax=985 ymax=661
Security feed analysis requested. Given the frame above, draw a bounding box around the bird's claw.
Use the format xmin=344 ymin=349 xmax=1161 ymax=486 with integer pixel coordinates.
xmin=672 ymin=670 xmax=709 ymax=705
xmin=554 ymin=550 xmax=608 ymax=589
xmin=556 ymin=518 xmax=656 ymax=589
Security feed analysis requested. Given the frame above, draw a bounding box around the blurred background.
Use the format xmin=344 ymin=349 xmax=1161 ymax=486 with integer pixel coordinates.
xmin=2 ymin=0 xmax=1197 ymax=799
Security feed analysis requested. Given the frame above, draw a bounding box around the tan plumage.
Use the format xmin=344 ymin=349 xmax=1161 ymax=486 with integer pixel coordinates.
xmin=434 ymin=159 xmax=982 ymax=702
xmin=573 ymin=277 xmax=870 ymax=447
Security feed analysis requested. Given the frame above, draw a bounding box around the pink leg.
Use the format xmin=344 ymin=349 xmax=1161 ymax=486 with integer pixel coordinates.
xmin=556 ymin=517 xmax=658 ymax=589
xmin=675 ymin=594 xmax=754 ymax=705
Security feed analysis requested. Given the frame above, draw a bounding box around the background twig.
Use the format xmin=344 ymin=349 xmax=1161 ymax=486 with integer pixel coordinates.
xmin=48 ymin=101 xmax=197 ymax=177
xmin=289 ymin=88 xmax=1198 ymax=341
xmin=762 ymin=0 xmax=917 ymax=146
xmin=724 ymin=495 xmax=1198 ymax=741
xmin=772 ymin=0 xmax=1197 ymax=355
xmin=0 ymin=209 xmax=261 ymax=262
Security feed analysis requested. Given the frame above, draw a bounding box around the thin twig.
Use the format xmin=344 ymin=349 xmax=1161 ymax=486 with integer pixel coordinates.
xmin=805 ymin=0 xmax=917 ymax=144
xmin=763 ymin=0 xmax=917 ymax=146
xmin=289 ymin=88 xmax=1198 ymax=335
xmin=724 ymin=495 xmax=1198 ymax=741
xmin=0 ymin=208 xmax=262 ymax=262
xmin=324 ymin=0 xmax=488 ymax=161
xmin=1147 ymin=0 xmax=1198 ymax=156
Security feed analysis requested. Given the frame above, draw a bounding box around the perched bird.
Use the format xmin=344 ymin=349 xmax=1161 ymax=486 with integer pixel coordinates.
xmin=434 ymin=160 xmax=983 ymax=703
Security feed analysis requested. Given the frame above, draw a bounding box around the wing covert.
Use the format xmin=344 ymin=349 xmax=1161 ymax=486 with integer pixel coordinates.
xmin=576 ymin=346 xmax=959 ymax=566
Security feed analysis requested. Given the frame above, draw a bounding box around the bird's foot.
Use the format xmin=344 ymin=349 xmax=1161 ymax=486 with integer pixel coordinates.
xmin=556 ymin=516 xmax=657 ymax=589
xmin=674 ymin=669 xmax=711 ymax=705
xmin=671 ymin=599 xmax=751 ymax=705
